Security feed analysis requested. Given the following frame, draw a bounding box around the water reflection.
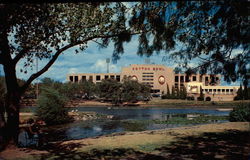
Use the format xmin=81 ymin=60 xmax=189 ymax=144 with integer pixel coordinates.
xmin=39 ymin=107 xmax=229 ymax=142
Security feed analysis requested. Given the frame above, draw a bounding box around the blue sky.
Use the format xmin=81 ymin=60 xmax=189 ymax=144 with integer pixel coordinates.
xmin=0 ymin=35 xmax=241 ymax=86
xmin=13 ymin=36 xmax=178 ymax=82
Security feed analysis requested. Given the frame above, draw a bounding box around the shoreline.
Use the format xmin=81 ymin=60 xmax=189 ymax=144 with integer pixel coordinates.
xmin=20 ymin=99 xmax=250 ymax=108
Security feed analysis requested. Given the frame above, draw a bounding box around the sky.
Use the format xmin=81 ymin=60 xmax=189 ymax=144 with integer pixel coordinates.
xmin=13 ymin=36 xmax=180 ymax=83
xmin=0 ymin=35 xmax=241 ymax=86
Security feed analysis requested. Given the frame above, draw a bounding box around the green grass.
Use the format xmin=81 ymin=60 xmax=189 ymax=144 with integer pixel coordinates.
xmin=147 ymin=99 xmax=250 ymax=107
xmin=153 ymin=115 xmax=228 ymax=125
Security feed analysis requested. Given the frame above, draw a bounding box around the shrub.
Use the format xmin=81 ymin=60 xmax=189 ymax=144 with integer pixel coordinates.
xmin=36 ymin=87 xmax=72 ymax=125
xmin=229 ymin=103 xmax=250 ymax=122
xmin=187 ymin=96 xmax=195 ymax=100
xmin=205 ymin=97 xmax=211 ymax=101
xmin=161 ymin=94 xmax=168 ymax=99
xmin=197 ymin=97 xmax=204 ymax=101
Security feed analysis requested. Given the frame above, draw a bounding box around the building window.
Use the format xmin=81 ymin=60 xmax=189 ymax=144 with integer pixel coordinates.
xmin=222 ymin=89 xmax=225 ymax=92
xmin=89 ymin=76 xmax=93 ymax=82
xmin=74 ymin=76 xmax=78 ymax=82
xmin=116 ymin=75 xmax=120 ymax=81
xmin=180 ymin=76 xmax=184 ymax=82
xmin=82 ymin=76 xmax=86 ymax=81
xmin=150 ymin=89 xmax=160 ymax=93
xmin=199 ymin=76 xmax=203 ymax=82
xmin=175 ymin=83 xmax=178 ymax=88
xmin=185 ymin=76 xmax=189 ymax=82
xmin=105 ymin=75 xmax=109 ymax=79
xmin=218 ymin=89 xmax=221 ymax=92
xmin=110 ymin=75 xmax=115 ymax=79
xmin=96 ymin=75 xmax=101 ymax=81
xmin=230 ymin=89 xmax=233 ymax=92
xmin=143 ymin=79 xmax=154 ymax=81
xmin=143 ymin=75 xmax=153 ymax=78
xmin=69 ymin=76 xmax=73 ymax=82
xmin=205 ymin=89 xmax=208 ymax=92
xmin=226 ymin=89 xmax=229 ymax=92
xmin=192 ymin=76 xmax=196 ymax=81
xmin=209 ymin=89 xmax=212 ymax=92
xmin=175 ymin=76 xmax=179 ymax=82
xmin=205 ymin=77 xmax=209 ymax=81
xmin=213 ymin=89 xmax=216 ymax=92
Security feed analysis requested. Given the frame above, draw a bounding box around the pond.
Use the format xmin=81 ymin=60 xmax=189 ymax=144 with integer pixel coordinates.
xmin=19 ymin=106 xmax=230 ymax=145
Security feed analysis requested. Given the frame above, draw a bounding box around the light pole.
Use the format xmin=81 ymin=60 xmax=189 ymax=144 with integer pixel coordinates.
xmin=106 ymin=58 xmax=110 ymax=73
xmin=36 ymin=56 xmax=39 ymax=99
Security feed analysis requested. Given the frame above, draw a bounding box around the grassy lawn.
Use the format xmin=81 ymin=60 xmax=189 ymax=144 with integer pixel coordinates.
xmin=3 ymin=122 xmax=248 ymax=160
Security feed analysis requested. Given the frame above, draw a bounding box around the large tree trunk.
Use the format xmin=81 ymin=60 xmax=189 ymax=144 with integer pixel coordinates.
xmin=3 ymin=62 xmax=21 ymax=147
xmin=5 ymin=91 xmax=21 ymax=146
xmin=0 ymin=101 xmax=6 ymax=150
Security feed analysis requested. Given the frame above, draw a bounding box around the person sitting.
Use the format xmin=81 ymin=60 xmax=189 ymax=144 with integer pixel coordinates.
xmin=26 ymin=118 xmax=46 ymax=147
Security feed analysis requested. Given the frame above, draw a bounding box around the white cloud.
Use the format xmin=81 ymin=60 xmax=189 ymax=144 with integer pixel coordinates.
xmin=90 ymin=59 xmax=119 ymax=73
xmin=68 ymin=68 xmax=78 ymax=74
xmin=230 ymin=48 xmax=243 ymax=59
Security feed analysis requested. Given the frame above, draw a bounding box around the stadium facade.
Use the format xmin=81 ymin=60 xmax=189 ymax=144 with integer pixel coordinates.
xmin=67 ymin=64 xmax=240 ymax=101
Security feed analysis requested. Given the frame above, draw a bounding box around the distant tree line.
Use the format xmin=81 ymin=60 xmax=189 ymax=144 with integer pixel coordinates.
xmin=23 ymin=77 xmax=151 ymax=105
xmin=98 ymin=78 xmax=151 ymax=105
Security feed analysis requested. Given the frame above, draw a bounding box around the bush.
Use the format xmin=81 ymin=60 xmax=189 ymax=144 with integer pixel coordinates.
xmin=187 ymin=96 xmax=195 ymax=100
xmin=161 ymin=94 xmax=168 ymax=99
xmin=229 ymin=103 xmax=250 ymax=122
xmin=36 ymin=87 xmax=72 ymax=125
xmin=197 ymin=97 xmax=204 ymax=101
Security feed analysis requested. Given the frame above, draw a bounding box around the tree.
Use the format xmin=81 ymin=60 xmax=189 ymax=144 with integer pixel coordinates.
xmin=39 ymin=77 xmax=57 ymax=88
xmin=162 ymin=84 xmax=171 ymax=99
xmin=0 ymin=3 xmax=149 ymax=145
xmin=121 ymin=79 xmax=150 ymax=103
xmin=197 ymin=86 xmax=204 ymax=101
xmin=139 ymin=83 xmax=151 ymax=101
xmin=171 ymin=86 xmax=176 ymax=99
xmin=235 ymin=84 xmax=244 ymax=100
xmin=59 ymin=82 xmax=81 ymax=100
xmin=122 ymin=79 xmax=141 ymax=103
xmin=80 ymin=80 xmax=97 ymax=99
xmin=0 ymin=77 xmax=6 ymax=129
xmin=170 ymin=1 xmax=249 ymax=85
xmin=176 ymin=87 xmax=180 ymax=99
xmin=243 ymin=84 xmax=249 ymax=100
xmin=229 ymin=103 xmax=250 ymax=122
xmin=36 ymin=87 xmax=72 ymax=125
xmin=166 ymin=84 xmax=171 ymax=98
xmin=0 ymin=1 xmax=248 ymax=146
xmin=180 ymin=86 xmax=187 ymax=100
xmin=97 ymin=79 xmax=122 ymax=105
xmin=97 ymin=78 xmax=150 ymax=105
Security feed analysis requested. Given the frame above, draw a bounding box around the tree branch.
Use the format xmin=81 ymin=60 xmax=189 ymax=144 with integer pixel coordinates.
xmin=0 ymin=54 xmax=3 ymax=64
xmin=13 ymin=47 xmax=32 ymax=65
xmin=20 ymin=31 xmax=144 ymax=92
